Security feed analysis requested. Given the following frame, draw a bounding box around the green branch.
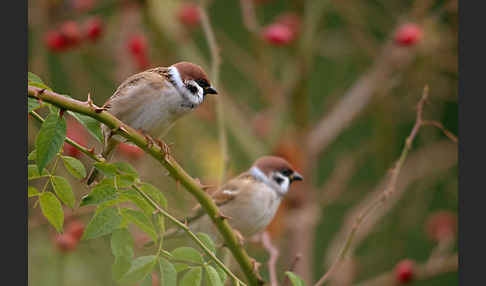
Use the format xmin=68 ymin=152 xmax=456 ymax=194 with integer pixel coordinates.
xmin=27 ymin=85 xmax=262 ymax=286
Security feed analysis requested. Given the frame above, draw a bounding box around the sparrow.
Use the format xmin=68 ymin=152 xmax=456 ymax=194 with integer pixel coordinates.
xmin=169 ymin=156 xmax=303 ymax=244
xmin=87 ymin=61 xmax=218 ymax=185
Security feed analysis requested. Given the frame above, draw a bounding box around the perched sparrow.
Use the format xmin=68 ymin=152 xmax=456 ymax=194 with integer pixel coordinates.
xmin=87 ymin=61 xmax=217 ymax=184
xmin=171 ymin=156 xmax=303 ymax=243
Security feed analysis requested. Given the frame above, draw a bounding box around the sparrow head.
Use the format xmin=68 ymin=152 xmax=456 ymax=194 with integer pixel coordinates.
xmin=168 ymin=61 xmax=218 ymax=105
xmin=250 ymin=156 xmax=303 ymax=196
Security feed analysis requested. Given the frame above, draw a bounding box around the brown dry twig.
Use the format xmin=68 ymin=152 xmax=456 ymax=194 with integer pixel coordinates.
xmin=313 ymin=86 xmax=457 ymax=286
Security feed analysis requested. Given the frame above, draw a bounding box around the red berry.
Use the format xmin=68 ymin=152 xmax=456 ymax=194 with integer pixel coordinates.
xmin=83 ymin=17 xmax=103 ymax=42
xmin=275 ymin=12 xmax=301 ymax=36
xmin=66 ymin=220 xmax=85 ymax=241
xmin=262 ymin=23 xmax=295 ymax=46
xmin=54 ymin=233 xmax=78 ymax=252
xmin=394 ymin=23 xmax=422 ymax=46
xmin=394 ymin=259 xmax=415 ymax=283
xmin=177 ymin=3 xmax=201 ymax=28
xmin=45 ymin=30 xmax=68 ymax=52
xmin=128 ymin=34 xmax=147 ymax=56
xmin=117 ymin=142 xmax=144 ymax=160
xmin=60 ymin=21 xmax=82 ymax=47
xmin=425 ymin=210 xmax=457 ymax=242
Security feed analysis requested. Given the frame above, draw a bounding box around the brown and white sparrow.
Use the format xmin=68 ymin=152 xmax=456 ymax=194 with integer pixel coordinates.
xmin=172 ymin=156 xmax=303 ymax=244
xmin=87 ymin=61 xmax=217 ymax=184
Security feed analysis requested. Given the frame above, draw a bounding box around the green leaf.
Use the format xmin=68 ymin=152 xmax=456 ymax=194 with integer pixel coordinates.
xmin=28 ymin=72 xmax=52 ymax=91
xmin=94 ymin=162 xmax=118 ymax=177
xmin=159 ymin=257 xmax=177 ymax=286
xmin=28 ymin=164 xmax=49 ymax=180
xmin=139 ymin=183 xmax=168 ymax=209
xmin=285 ymin=272 xmax=307 ymax=286
xmin=115 ymin=174 xmax=136 ymax=189
xmin=28 ymin=97 xmax=46 ymax=113
xmin=119 ymin=189 xmax=155 ymax=218
xmin=68 ymin=111 xmax=103 ymax=143
xmin=171 ymin=247 xmax=204 ymax=271
xmin=28 ymin=186 xmax=40 ymax=197
xmin=50 ymin=176 xmax=75 ymax=208
xmin=152 ymin=212 xmax=165 ymax=238
xmin=140 ymin=274 xmax=153 ymax=286
xmin=121 ymin=208 xmax=158 ymax=242
xmin=180 ymin=267 xmax=202 ymax=286
xmin=112 ymin=255 xmax=131 ymax=281
xmin=28 ymin=150 xmax=36 ymax=161
xmin=80 ymin=179 xmax=118 ymax=206
xmin=82 ymin=207 xmax=122 ymax=240
xmin=111 ymin=228 xmax=134 ymax=258
xmin=35 ymin=112 xmax=66 ymax=173
xmin=39 ymin=192 xmax=64 ymax=232
xmin=118 ymin=255 xmax=157 ymax=285
xmin=211 ymin=263 xmax=227 ymax=285
xmin=204 ymin=265 xmax=223 ymax=286
xmin=61 ymin=155 xmax=86 ymax=179
xmin=197 ymin=233 xmax=216 ymax=254
xmin=113 ymin=162 xmax=138 ymax=177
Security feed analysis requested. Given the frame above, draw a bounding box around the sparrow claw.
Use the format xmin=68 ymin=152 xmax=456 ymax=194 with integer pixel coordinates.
xmin=155 ymin=138 xmax=171 ymax=159
xmin=249 ymin=257 xmax=264 ymax=283
xmin=194 ymin=178 xmax=215 ymax=191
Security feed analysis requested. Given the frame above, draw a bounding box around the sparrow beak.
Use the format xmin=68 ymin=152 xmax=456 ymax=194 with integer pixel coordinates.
xmin=290 ymin=172 xmax=304 ymax=182
xmin=203 ymin=86 xmax=218 ymax=95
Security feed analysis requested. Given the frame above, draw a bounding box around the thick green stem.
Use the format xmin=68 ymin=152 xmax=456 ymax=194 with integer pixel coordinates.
xmin=27 ymin=86 xmax=262 ymax=286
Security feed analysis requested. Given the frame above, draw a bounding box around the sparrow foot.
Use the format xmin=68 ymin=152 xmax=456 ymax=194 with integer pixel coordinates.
xmin=154 ymin=138 xmax=172 ymax=159
xmin=216 ymin=211 xmax=232 ymax=221
xmin=194 ymin=178 xmax=215 ymax=191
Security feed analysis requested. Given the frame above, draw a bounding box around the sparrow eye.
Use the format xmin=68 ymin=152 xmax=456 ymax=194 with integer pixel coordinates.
xmin=196 ymin=79 xmax=209 ymax=88
xmin=281 ymin=169 xmax=292 ymax=177
xmin=186 ymin=84 xmax=198 ymax=94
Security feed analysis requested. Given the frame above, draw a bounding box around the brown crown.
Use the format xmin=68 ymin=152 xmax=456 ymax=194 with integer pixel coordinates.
xmin=252 ymin=156 xmax=295 ymax=176
xmin=172 ymin=61 xmax=210 ymax=84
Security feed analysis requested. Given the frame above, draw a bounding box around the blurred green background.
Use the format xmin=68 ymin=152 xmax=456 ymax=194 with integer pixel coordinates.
xmin=28 ymin=0 xmax=458 ymax=285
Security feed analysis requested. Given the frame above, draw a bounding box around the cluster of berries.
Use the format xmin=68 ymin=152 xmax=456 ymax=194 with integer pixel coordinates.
xmin=45 ymin=17 xmax=104 ymax=52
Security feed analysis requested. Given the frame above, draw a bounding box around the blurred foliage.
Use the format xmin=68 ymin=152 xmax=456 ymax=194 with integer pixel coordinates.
xmin=28 ymin=0 xmax=457 ymax=285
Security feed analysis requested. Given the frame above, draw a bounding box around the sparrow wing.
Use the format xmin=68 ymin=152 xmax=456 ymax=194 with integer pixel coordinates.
xmin=185 ymin=172 xmax=253 ymax=224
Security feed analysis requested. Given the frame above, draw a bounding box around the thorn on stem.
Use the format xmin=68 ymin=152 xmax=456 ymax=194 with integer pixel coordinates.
xmin=217 ymin=211 xmax=232 ymax=220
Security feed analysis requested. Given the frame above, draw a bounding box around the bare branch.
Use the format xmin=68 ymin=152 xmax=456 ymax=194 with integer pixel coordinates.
xmin=261 ymin=232 xmax=280 ymax=286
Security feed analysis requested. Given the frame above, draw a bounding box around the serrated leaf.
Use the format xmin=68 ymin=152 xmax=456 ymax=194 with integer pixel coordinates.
xmin=121 ymin=209 xmax=158 ymax=242
xmin=112 ymin=255 xmax=131 ymax=281
xmin=39 ymin=192 xmax=64 ymax=232
xmin=180 ymin=267 xmax=202 ymax=286
xmin=83 ymin=207 xmax=122 ymax=240
xmin=197 ymin=233 xmax=216 ymax=254
xmin=139 ymin=183 xmax=168 ymax=209
xmin=50 ymin=176 xmax=75 ymax=208
xmin=94 ymin=162 xmax=118 ymax=177
xmin=285 ymin=272 xmax=307 ymax=286
xmin=115 ymin=174 xmax=136 ymax=189
xmin=118 ymin=255 xmax=157 ymax=285
xmin=113 ymin=162 xmax=138 ymax=177
xmin=204 ymin=265 xmax=223 ymax=286
xmin=28 ymin=150 xmax=36 ymax=161
xmin=61 ymin=155 xmax=86 ymax=179
xmin=36 ymin=112 xmax=66 ymax=173
xmin=80 ymin=180 xmax=118 ymax=206
xmin=28 ymin=72 xmax=48 ymax=86
xmin=140 ymin=273 xmax=153 ymax=286
xmin=28 ymin=164 xmax=49 ymax=180
xmin=68 ymin=111 xmax=103 ymax=143
xmin=119 ymin=189 xmax=155 ymax=218
xmin=159 ymin=257 xmax=177 ymax=286
xmin=171 ymin=247 xmax=204 ymax=267
xmin=28 ymin=186 xmax=40 ymax=197
xmin=111 ymin=228 xmax=134 ymax=258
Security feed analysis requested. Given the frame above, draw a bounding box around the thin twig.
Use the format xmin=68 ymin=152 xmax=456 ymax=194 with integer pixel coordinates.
xmin=261 ymin=232 xmax=280 ymax=286
xmin=199 ymin=4 xmax=229 ymax=185
xmin=239 ymin=0 xmax=259 ymax=33
xmin=133 ymin=184 xmax=247 ymax=286
xmin=281 ymin=254 xmax=302 ymax=286
xmin=313 ymin=86 xmax=432 ymax=286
